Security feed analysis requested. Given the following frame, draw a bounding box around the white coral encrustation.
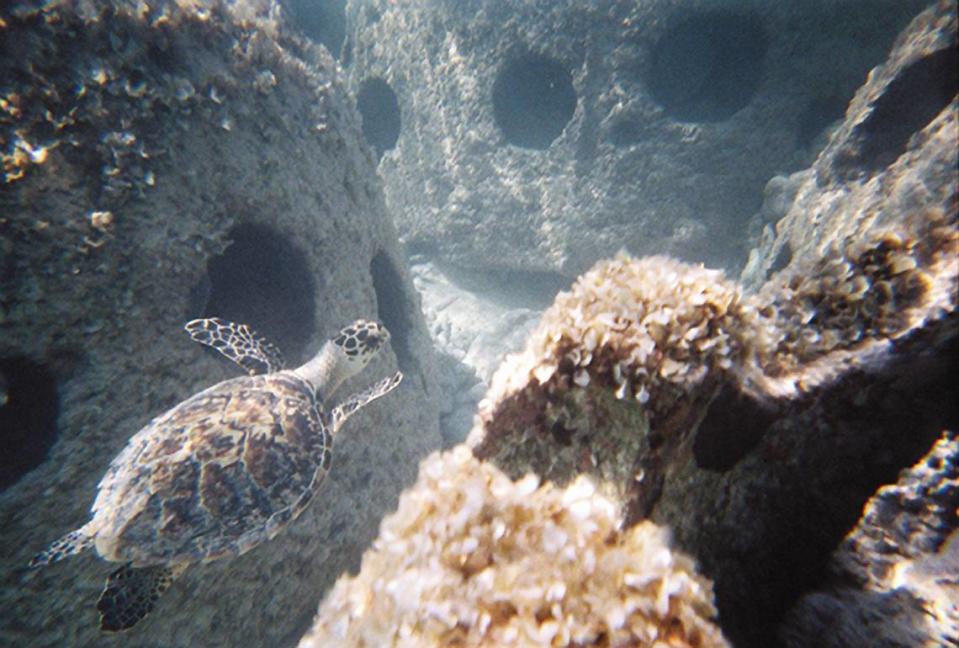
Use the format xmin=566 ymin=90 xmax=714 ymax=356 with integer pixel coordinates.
xmin=301 ymin=446 xmax=728 ymax=647
xmin=472 ymin=253 xmax=778 ymax=432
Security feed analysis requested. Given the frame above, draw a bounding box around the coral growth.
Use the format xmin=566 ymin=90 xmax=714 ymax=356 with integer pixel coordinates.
xmin=466 ymin=255 xmax=771 ymax=510
xmin=470 ymin=201 xmax=956 ymax=486
xmin=475 ymin=253 xmax=774 ymax=421
xmin=302 ymin=446 xmax=727 ymax=647
xmin=756 ymin=206 xmax=957 ymax=388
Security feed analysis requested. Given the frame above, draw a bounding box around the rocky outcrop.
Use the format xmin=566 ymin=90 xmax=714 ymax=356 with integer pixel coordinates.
xmin=780 ymin=431 xmax=959 ymax=647
xmin=301 ymin=446 xmax=728 ymax=647
xmin=0 ymin=2 xmax=439 ymax=646
xmin=342 ymin=0 xmax=927 ymax=276
xmin=300 ymin=4 xmax=956 ymax=646
xmin=653 ymin=3 xmax=958 ymax=645
xmin=742 ymin=0 xmax=959 ymax=290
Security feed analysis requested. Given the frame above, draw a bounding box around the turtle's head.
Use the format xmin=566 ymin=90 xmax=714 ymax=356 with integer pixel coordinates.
xmin=295 ymin=319 xmax=391 ymax=396
xmin=332 ymin=319 xmax=390 ymax=372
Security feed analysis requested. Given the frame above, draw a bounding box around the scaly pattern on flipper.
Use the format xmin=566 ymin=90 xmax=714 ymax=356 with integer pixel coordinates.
xmin=97 ymin=562 xmax=187 ymax=632
xmin=185 ymin=318 xmax=285 ymax=375
xmin=330 ymin=371 xmax=403 ymax=433
xmin=29 ymin=524 xmax=94 ymax=567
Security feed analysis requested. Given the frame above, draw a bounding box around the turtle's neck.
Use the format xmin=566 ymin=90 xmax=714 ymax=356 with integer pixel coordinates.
xmin=293 ymin=341 xmax=357 ymax=398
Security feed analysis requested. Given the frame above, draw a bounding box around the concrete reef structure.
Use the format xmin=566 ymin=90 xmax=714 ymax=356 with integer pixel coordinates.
xmin=341 ymin=0 xmax=928 ymax=276
xmin=654 ymin=2 xmax=959 ymax=643
xmin=1 ymin=1 xmax=439 ymax=646
xmin=468 ymin=253 xmax=775 ymax=513
xmin=307 ymin=5 xmax=958 ymax=644
xmin=304 ymin=195 xmax=954 ymax=645
xmin=468 ymin=191 xmax=956 ymax=517
xmin=782 ymin=430 xmax=959 ymax=647
xmin=302 ymin=446 xmax=728 ymax=648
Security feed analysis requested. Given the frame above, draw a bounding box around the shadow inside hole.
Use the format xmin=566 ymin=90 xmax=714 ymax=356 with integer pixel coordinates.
xmin=0 ymin=357 xmax=59 ymax=491
xmin=195 ymin=223 xmax=317 ymax=365
xmin=838 ymin=45 xmax=958 ymax=177
xmin=370 ymin=251 xmax=415 ymax=375
xmin=492 ymin=54 xmax=577 ymax=150
xmin=648 ymin=9 xmax=767 ymax=122
xmin=356 ymin=77 xmax=401 ymax=159
xmin=694 ymin=383 xmax=778 ymax=472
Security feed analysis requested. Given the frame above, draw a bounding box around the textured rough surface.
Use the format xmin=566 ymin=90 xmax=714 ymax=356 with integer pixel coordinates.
xmin=0 ymin=2 xmax=440 ymax=646
xmin=742 ymin=0 xmax=959 ymax=290
xmin=457 ymin=5 xmax=958 ymax=646
xmin=656 ymin=3 xmax=959 ymax=645
xmin=302 ymin=446 xmax=728 ymax=648
xmin=343 ymin=0 xmax=927 ymax=276
xmin=781 ymin=431 xmax=959 ymax=647
xmin=468 ymin=253 xmax=777 ymax=514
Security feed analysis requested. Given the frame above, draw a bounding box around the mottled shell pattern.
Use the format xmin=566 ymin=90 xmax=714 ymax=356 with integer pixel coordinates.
xmin=88 ymin=318 xmax=395 ymax=566
xmin=92 ymin=372 xmax=330 ymax=565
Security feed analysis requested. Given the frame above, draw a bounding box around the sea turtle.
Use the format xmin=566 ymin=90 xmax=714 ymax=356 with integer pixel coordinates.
xmin=29 ymin=317 xmax=402 ymax=632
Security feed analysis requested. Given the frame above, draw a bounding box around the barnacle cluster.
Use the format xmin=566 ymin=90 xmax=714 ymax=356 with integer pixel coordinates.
xmin=302 ymin=446 xmax=728 ymax=648
xmin=466 ymin=253 xmax=782 ymax=499
xmin=480 ymin=253 xmax=775 ymax=422
xmin=0 ymin=0 xmax=333 ymax=191
xmin=475 ymin=202 xmax=957 ymax=439
xmin=759 ymin=206 xmax=957 ymax=379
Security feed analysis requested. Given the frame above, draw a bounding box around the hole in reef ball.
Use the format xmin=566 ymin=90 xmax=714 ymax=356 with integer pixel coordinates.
xmin=838 ymin=45 xmax=958 ymax=177
xmin=370 ymin=251 xmax=415 ymax=374
xmin=492 ymin=54 xmax=577 ymax=150
xmin=648 ymin=9 xmax=767 ymax=122
xmin=0 ymin=357 xmax=59 ymax=491
xmin=199 ymin=223 xmax=317 ymax=364
xmin=356 ymin=77 xmax=401 ymax=159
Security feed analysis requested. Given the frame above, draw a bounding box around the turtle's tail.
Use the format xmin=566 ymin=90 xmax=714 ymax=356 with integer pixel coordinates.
xmin=29 ymin=524 xmax=95 ymax=568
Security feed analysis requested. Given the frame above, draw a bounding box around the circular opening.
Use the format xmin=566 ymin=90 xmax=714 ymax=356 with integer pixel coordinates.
xmin=492 ymin=54 xmax=577 ymax=150
xmin=198 ymin=223 xmax=317 ymax=363
xmin=356 ymin=77 xmax=401 ymax=159
xmin=370 ymin=251 xmax=414 ymax=374
xmin=648 ymin=10 xmax=767 ymax=122
xmin=839 ymin=46 xmax=959 ymax=176
xmin=285 ymin=0 xmax=347 ymax=59
xmin=0 ymin=357 xmax=59 ymax=490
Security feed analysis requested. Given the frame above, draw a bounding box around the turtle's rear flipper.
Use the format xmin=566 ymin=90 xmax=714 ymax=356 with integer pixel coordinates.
xmin=29 ymin=524 xmax=94 ymax=567
xmin=184 ymin=318 xmax=285 ymax=375
xmin=330 ymin=371 xmax=403 ymax=433
xmin=97 ymin=563 xmax=186 ymax=632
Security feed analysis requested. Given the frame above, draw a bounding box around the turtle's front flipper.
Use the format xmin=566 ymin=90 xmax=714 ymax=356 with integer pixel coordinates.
xmin=97 ymin=562 xmax=187 ymax=632
xmin=330 ymin=371 xmax=403 ymax=434
xmin=29 ymin=523 xmax=95 ymax=567
xmin=184 ymin=318 xmax=285 ymax=375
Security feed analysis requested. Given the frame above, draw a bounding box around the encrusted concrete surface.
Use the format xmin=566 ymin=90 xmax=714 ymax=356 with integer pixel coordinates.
xmin=0 ymin=2 xmax=439 ymax=646
xmin=342 ymin=0 xmax=927 ymax=277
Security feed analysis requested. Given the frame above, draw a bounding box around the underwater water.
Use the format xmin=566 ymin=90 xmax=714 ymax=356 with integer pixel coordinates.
xmin=1 ymin=0 xmax=957 ymax=646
